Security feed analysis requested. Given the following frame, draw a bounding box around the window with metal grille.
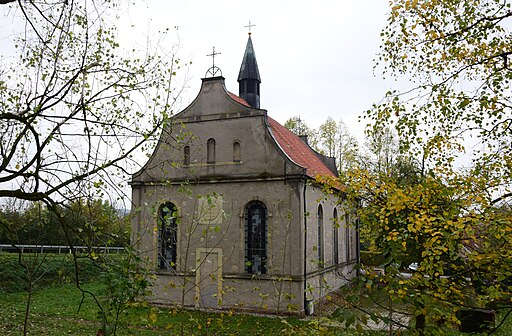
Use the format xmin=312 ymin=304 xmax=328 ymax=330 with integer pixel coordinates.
xmin=158 ymin=203 xmax=178 ymax=270
xmin=244 ymin=201 xmax=267 ymax=274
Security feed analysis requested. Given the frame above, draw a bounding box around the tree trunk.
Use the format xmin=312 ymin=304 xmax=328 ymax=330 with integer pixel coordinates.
xmin=23 ymin=283 xmax=32 ymax=336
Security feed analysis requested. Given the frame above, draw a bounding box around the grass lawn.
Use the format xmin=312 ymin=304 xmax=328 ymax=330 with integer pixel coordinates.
xmin=1 ymin=282 xmax=511 ymax=335
xmin=0 ymin=283 xmax=316 ymax=336
xmin=1 ymin=251 xmax=510 ymax=335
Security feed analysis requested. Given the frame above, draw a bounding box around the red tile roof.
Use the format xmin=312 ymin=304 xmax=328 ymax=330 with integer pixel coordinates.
xmin=267 ymin=117 xmax=337 ymax=178
xmin=226 ymin=92 xmax=336 ymax=179
xmin=228 ymin=92 xmax=251 ymax=107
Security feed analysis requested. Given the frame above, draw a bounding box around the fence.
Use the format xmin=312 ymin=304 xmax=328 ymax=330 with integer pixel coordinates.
xmin=0 ymin=244 xmax=125 ymax=254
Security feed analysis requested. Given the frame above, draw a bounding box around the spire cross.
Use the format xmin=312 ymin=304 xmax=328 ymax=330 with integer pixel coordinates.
xmin=206 ymin=46 xmax=221 ymax=69
xmin=244 ymin=20 xmax=256 ymax=35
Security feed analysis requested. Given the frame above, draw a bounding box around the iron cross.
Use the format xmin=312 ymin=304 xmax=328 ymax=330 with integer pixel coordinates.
xmin=206 ymin=46 xmax=221 ymax=70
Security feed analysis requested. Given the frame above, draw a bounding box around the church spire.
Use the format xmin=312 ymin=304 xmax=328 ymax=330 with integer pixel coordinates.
xmin=238 ymin=31 xmax=261 ymax=109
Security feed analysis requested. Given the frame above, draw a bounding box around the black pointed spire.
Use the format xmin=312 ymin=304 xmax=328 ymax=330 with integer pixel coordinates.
xmin=238 ymin=34 xmax=261 ymax=108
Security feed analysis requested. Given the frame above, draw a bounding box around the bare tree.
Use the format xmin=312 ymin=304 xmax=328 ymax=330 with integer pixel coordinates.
xmin=0 ymin=1 xmax=186 ymax=334
xmin=0 ymin=0 xmax=183 ymax=207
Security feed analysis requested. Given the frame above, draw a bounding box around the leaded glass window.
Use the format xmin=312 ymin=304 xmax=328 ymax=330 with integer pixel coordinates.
xmin=244 ymin=201 xmax=267 ymax=274
xmin=158 ymin=202 xmax=177 ymax=270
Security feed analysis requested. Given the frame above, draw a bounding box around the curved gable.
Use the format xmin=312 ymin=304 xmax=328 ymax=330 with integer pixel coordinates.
xmin=174 ymin=77 xmax=256 ymax=121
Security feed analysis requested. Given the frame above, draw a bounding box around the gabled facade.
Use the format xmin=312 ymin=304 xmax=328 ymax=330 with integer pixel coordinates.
xmin=131 ymin=36 xmax=358 ymax=315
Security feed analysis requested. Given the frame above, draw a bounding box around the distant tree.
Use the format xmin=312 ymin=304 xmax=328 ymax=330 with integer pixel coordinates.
xmin=62 ymin=199 xmax=129 ymax=247
xmin=0 ymin=198 xmax=128 ymax=247
xmin=319 ymin=117 xmax=337 ymax=157
xmin=283 ymin=116 xmax=319 ymax=150
xmin=362 ymin=126 xmax=399 ymax=175
xmin=316 ymin=117 xmax=359 ymax=174
xmin=0 ymin=199 xmax=25 ymax=244
xmin=335 ymin=119 xmax=359 ymax=174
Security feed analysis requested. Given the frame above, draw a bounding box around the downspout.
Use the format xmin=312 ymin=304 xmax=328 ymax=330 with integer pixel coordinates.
xmin=303 ymin=176 xmax=309 ymax=315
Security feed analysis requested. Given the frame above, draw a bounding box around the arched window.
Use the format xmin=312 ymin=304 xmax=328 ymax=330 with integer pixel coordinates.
xmin=207 ymin=138 xmax=216 ymax=163
xmin=158 ymin=202 xmax=178 ymax=270
xmin=345 ymin=212 xmax=350 ymax=262
xmin=244 ymin=201 xmax=267 ymax=274
xmin=317 ymin=205 xmax=324 ymax=267
xmin=333 ymin=208 xmax=339 ymax=265
xmin=183 ymin=146 xmax=190 ymax=165
xmin=233 ymin=141 xmax=241 ymax=162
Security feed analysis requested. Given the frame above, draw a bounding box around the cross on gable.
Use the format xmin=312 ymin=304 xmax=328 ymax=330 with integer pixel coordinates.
xmin=206 ymin=46 xmax=221 ymax=69
xmin=205 ymin=46 xmax=222 ymax=77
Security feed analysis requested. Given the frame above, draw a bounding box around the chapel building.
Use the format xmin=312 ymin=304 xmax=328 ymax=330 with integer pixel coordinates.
xmin=131 ymin=33 xmax=358 ymax=315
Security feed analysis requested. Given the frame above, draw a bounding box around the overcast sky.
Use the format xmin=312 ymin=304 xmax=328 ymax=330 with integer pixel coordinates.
xmin=0 ymin=1 xmax=396 ymax=205
xmin=117 ymin=1 xmax=393 ymax=142
xmin=0 ymin=1 xmax=393 ymax=142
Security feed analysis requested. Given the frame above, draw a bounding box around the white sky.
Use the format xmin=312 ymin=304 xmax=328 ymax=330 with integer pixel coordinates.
xmin=0 ymin=1 xmax=393 ymax=142
xmin=0 ymin=0 xmax=395 ymax=205
xmin=118 ymin=1 xmax=393 ymax=142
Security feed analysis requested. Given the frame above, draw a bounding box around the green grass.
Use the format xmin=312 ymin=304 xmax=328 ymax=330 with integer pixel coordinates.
xmin=1 ymin=253 xmax=314 ymax=335
xmin=2 ymin=283 xmax=510 ymax=336
xmin=1 ymin=252 xmax=510 ymax=335
xmin=0 ymin=282 xmax=313 ymax=335
xmin=0 ymin=252 xmax=99 ymax=293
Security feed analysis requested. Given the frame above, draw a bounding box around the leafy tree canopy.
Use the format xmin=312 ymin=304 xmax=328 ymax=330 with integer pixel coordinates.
xmin=320 ymin=0 xmax=512 ymax=333
xmin=372 ymin=0 xmax=511 ymax=195
xmin=0 ymin=199 xmax=129 ymax=246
